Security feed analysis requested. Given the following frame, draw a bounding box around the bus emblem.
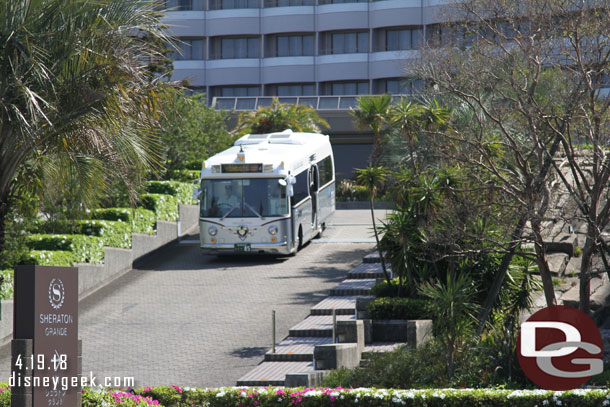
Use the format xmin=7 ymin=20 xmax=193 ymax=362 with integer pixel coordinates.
xmin=237 ymin=226 xmax=249 ymax=240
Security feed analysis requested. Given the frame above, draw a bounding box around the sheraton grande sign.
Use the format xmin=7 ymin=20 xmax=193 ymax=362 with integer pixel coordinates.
xmin=12 ymin=266 xmax=79 ymax=407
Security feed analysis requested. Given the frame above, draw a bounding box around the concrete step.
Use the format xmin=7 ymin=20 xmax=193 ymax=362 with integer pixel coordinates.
xmin=347 ymin=263 xmax=392 ymax=280
xmin=329 ymin=279 xmax=377 ymax=296
xmin=236 ymin=361 xmax=314 ymax=386
xmin=289 ymin=315 xmax=356 ymax=337
xmin=310 ymin=296 xmax=373 ymax=316
xmin=265 ymin=337 xmax=332 ymax=361
xmin=363 ymin=251 xmax=382 ymax=263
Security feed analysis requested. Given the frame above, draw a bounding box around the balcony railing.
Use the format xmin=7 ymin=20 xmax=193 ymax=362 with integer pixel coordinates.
xmin=212 ymin=95 xmax=409 ymax=110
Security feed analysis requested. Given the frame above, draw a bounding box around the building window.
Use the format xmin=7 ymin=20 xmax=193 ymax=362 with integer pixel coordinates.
xmin=267 ymin=83 xmax=315 ymax=96
xmin=264 ymin=0 xmax=314 ymax=7
xmin=320 ymin=81 xmax=369 ymax=95
xmin=375 ymin=78 xmax=423 ymax=94
xmin=169 ymin=39 xmax=205 ymax=60
xmin=164 ymin=0 xmax=204 ymax=10
xmin=267 ymin=34 xmax=314 ymax=57
xmin=385 ymin=27 xmax=423 ymax=51
xmin=210 ymin=37 xmax=260 ymax=59
xmin=212 ymin=86 xmax=261 ymax=97
xmin=324 ymin=31 xmax=368 ymax=54
xmin=318 ymin=0 xmax=367 ymax=3
xmin=209 ymin=0 xmax=258 ymax=9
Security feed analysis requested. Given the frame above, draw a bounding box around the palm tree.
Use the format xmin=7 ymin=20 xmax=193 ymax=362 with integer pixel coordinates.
xmin=356 ymin=166 xmax=392 ymax=285
xmin=0 ymin=0 xmax=172 ymax=257
xmin=235 ymin=98 xmax=329 ymax=136
xmin=389 ymin=99 xmax=452 ymax=172
xmin=351 ymin=95 xmax=392 ymax=166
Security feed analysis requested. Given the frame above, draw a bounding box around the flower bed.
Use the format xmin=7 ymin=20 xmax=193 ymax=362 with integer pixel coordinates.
xmin=21 ymin=250 xmax=78 ymax=267
xmin=146 ymin=180 xmax=195 ymax=205
xmin=133 ymin=386 xmax=610 ymax=407
xmin=1 ymin=384 xmax=610 ymax=407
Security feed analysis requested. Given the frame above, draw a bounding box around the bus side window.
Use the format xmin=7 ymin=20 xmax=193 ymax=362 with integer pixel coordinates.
xmin=291 ymin=171 xmax=309 ymax=205
xmin=318 ymin=155 xmax=333 ymax=186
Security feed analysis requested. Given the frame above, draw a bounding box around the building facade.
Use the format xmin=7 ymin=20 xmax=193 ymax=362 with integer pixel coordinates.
xmin=162 ymin=0 xmax=448 ymax=103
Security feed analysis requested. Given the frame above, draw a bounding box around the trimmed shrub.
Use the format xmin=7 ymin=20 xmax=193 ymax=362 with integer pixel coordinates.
xmin=26 ymin=234 xmax=104 ymax=264
xmin=368 ymin=297 xmax=431 ymax=320
xmin=140 ymin=193 xmax=179 ymax=221
xmin=167 ymin=169 xmax=200 ymax=182
xmin=0 ymin=269 xmax=13 ymax=300
xmin=21 ymin=250 xmax=77 ymax=267
xmin=370 ymin=277 xmax=402 ymax=297
xmin=146 ymin=180 xmax=195 ymax=205
xmin=32 ymin=220 xmax=132 ymax=248
xmin=90 ymin=208 xmax=156 ymax=234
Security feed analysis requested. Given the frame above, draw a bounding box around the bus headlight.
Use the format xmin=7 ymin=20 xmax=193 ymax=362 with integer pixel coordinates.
xmin=268 ymin=225 xmax=278 ymax=235
xmin=208 ymin=226 xmax=218 ymax=236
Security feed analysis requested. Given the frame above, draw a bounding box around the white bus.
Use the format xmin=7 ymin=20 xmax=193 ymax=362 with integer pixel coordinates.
xmin=196 ymin=129 xmax=335 ymax=255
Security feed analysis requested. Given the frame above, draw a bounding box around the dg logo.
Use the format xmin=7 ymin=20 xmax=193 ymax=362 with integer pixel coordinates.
xmin=518 ymin=305 xmax=603 ymax=390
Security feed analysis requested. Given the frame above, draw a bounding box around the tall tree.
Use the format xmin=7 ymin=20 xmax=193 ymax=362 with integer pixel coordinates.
xmin=0 ymin=0 xmax=173 ymax=258
xmin=351 ymin=94 xmax=392 ymax=166
xmin=356 ymin=166 xmax=392 ymax=285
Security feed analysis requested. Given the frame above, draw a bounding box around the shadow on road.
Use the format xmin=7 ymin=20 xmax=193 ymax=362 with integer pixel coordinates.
xmin=229 ymin=346 xmax=268 ymax=359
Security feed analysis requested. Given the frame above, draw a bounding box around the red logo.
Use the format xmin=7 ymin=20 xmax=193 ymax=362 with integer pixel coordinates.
xmin=517 ymin=305 xmax=603 ymax=390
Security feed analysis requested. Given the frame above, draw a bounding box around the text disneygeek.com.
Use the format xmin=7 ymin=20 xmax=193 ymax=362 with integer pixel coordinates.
xmin=10 ymin=372 xmax=135 ymax=390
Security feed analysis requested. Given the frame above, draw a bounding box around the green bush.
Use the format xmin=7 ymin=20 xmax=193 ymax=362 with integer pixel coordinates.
xmin=21 ymin=250 xmax=78 ymax=267
xmin=146 ymin=180 xmax=195 ymax=205
xmin=0 ymin=269 xmax=13 ymax=300
xmin=140 ymin=193 xmax=179 ymax=221
xmin=368 ymin=297 xmax=431 ymax=320
xmin=167 ymin=169 xmax=200 ymax=182
xmin=133 ymin=385 xmax=610 ymax=407
xmin=32 ymin=220 xmax=132 ymax=248
xmin=90 ymin=208 xmax=156 ymax=234
xmin=371 ymin=277 xmax=402 ymax=297
xmin=26 ymin=234 xmax=105 ymax=264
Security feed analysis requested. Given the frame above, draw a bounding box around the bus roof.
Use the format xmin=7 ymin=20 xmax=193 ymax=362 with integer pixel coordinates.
xmin=201 ymin=129 xmax=332 ymax=178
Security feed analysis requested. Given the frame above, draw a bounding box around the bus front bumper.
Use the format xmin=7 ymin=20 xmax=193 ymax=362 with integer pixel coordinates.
xmin=200 ymin=241 xmax=294 ymax=255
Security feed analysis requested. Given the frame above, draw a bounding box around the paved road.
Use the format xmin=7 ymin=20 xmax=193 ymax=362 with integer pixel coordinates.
xmin=0 ymin=209 xmax=388 ymax=388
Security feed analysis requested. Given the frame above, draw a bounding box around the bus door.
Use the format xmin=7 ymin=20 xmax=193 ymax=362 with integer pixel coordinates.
xmin=309 ymin=165 xmax=319 ymax=231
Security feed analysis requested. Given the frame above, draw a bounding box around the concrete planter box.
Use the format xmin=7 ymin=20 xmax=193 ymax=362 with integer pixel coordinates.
xmin=372 ymin=319 xmax=433 ymax=348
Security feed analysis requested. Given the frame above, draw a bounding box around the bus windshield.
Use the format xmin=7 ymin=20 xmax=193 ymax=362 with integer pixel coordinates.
xmin=200 ymin=178 xmax=289 ymax=218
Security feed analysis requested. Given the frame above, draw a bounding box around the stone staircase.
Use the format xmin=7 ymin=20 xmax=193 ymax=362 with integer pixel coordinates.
xmin=236 ymin=253 xmax=419 ymax=387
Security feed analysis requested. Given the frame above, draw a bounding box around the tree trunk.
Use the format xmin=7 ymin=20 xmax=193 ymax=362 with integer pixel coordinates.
xmin=531 ymin=219 xmax=557 ymax=306
xmin=579 ymin=235 xmax=595 ymax=315
xmin=370 ymin=133 xmax=384 ymax=166
xmin=370 ymin=197 xmax=392 ymax=285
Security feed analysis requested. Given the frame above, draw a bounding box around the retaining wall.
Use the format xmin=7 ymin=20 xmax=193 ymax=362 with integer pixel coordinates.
xmin=0 ymin=204 xmax=199 ymax=345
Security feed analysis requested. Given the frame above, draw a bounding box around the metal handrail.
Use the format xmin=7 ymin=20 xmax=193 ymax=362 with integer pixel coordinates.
xmin=212 ymin=94 xmax=410 ymax=110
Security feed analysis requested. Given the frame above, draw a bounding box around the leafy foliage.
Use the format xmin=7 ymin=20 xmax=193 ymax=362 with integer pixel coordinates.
xmin=89 ymin=208 xmax=157 ymax=235
xmin=26 ymin=234 xmax=104 ymax=264
xmin=235 ymin=98 xmax=329 ymax=136
xmin=368 ymin=297 xmax=431 ymax=320
xmin=140 ymin=194 xmax=179 ymax=222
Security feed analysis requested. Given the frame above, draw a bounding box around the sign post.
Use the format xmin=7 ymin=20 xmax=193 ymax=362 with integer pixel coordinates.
xmin=12 ymin=265 xmax=79 ymax=407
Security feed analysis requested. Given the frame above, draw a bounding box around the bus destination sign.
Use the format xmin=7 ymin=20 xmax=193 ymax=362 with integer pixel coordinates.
xmin=222 ymin=163 xmax=263 ymax=173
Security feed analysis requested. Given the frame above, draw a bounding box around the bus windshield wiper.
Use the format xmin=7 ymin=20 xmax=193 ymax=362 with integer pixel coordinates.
xmin=220 ymin=206 xmax=238 ymax=220
xmin=244 ymin=202 xmax=264 ymax=219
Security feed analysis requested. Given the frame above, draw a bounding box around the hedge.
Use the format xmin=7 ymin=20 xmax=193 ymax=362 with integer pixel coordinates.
xmin=90 ymin=208 xmax=156 ymax=234
xmin=131 ymin=386 xmax=610 ymax=407
xmin=32 ymin=220 xmax=132 ymax=248
xmin=140 ymin=193 xmax=179 ymax=221
xmin=167 ymin=169 xmax=200 ymax=183
xmin=26 ymin=234 xmax=105 ymax=264
xmin=21 ymin=250 xmax=78 ymax=267
xmin=368 ymin=297 xmax=431 ymax=320
xmin=146 ymin=180 xmax=195 ymax=205
xmin=0 ymin=269 xmax=13 ymax=300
